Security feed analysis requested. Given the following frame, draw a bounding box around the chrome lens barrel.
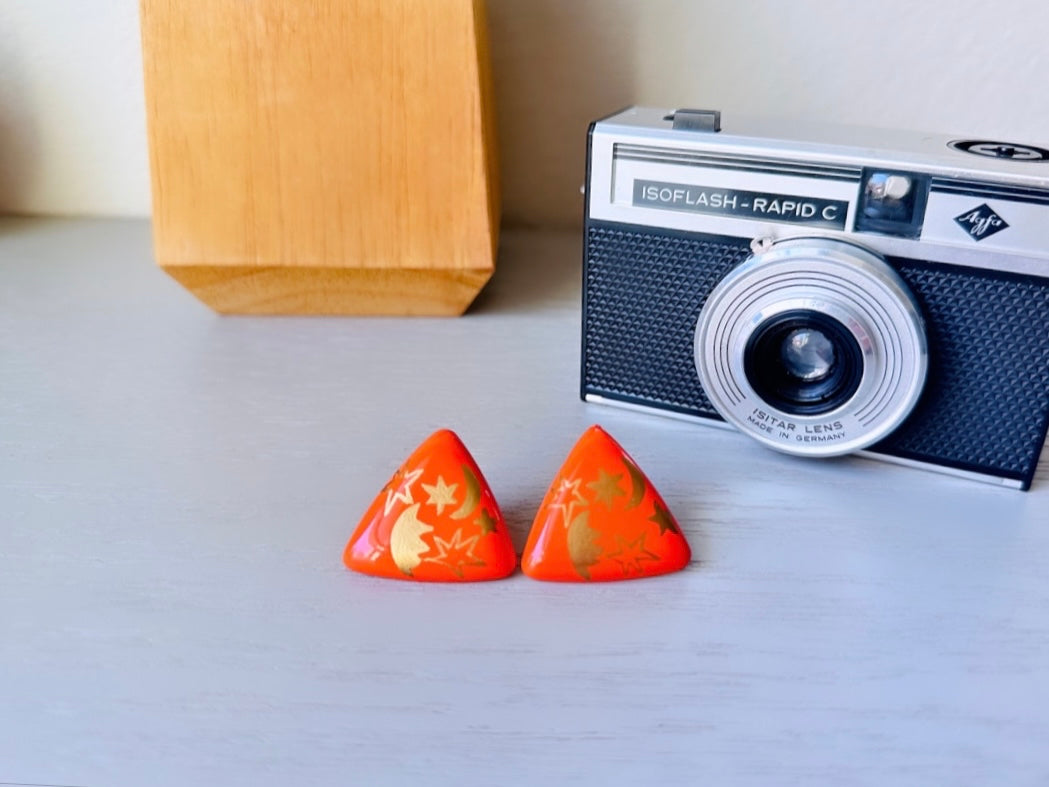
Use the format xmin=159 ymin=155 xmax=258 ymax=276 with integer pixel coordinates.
xmin=695 ymin=237 xmax=928 ymax=457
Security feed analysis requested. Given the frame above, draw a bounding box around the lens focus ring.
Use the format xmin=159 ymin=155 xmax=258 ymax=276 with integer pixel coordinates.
xmin=694 ymin=237 xmax=928 ymax=457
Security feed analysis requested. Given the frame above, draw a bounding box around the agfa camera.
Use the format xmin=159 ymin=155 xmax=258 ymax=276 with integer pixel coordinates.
xmin=582 ymin=107 xmax=1049 ymax=489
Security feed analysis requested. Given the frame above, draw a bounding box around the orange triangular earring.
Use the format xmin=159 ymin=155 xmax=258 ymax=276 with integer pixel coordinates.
xmin=343 ymin=430 xmax=517 ymax=581
xmin=521 ymin=425 xmax=691 ymax=581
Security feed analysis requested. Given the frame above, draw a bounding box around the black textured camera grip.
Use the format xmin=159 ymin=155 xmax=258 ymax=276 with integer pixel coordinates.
xmin=583 ymin=221 xmax=1049 ymax=487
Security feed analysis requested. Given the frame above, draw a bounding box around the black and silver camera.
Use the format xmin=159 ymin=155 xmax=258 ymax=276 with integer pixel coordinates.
xmin=582 ymin=107 xmax=1049 ymax=489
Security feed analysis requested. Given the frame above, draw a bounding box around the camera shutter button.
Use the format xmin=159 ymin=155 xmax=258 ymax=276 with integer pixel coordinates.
xmin=669 ymin=109 xmax=721 ymax=132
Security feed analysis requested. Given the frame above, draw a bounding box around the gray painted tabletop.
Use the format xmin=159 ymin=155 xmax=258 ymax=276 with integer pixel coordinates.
xmin=1 ymin=218 xmax=1048 ymax=787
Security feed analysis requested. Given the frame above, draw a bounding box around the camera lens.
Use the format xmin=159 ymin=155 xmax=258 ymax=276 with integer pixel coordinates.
xmin=743 ymin=310 xmax=863 ymax=415
xmin=781 ymin=329 xmax=834 ymax=381
xmin=694 ymin=237 xmax=927 ymax=457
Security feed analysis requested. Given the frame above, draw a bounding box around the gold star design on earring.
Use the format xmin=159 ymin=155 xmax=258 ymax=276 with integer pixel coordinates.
xmin=587 ymin=468 xmax=626 ymax=508
xmin=607 ymin=532 xmax=661 ymax=576
xmin=550 ymin=478 xmax=588 ymax=528
xmin=384 ymin=468 xmax=423 ymax=515
xmin=422 ymin=527 xmax=486 ymax=577
xmin=421 ymin=475 xmax=458 ymax=515
xmin=648 ymin=500 xmax=680 ymax=535
xmin=475 ymin=507 xmax=498 ymax=535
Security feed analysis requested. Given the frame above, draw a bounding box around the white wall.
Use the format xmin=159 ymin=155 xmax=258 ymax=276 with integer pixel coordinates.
xmin=0 ymin=2 xmax=149 ymax=217
xmin=2 ymin=1 xmax=1048 ymax=227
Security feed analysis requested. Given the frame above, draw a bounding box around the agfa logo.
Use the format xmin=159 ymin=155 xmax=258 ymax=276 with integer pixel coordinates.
xmin=954 ymin=204 xmax=1009 ymax=241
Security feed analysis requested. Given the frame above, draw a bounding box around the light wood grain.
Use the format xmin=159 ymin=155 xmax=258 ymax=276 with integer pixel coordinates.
xmin=164 ymin=264 xmax=495 ymax=316
xmin=140 ymin=0 xmax=499 ymax=315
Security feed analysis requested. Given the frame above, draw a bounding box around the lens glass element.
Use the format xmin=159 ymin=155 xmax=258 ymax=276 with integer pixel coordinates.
xmin=744 ymin=310 xmax=863 ymax=416
xmin=781 ymin=328 xmax=835 ymax=382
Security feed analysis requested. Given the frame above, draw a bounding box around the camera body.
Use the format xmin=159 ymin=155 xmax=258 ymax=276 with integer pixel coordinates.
xmin=582 ymin=107 xmax=1049 ymax=489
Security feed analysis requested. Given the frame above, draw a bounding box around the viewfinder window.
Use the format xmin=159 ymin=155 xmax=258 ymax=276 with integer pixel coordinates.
xmin=854 ymin=169 xmax=929 ymax=238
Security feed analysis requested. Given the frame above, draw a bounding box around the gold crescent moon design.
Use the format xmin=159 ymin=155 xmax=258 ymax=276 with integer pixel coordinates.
xmin=450 ymin=464 xmax=481 ymax=520
xmin=567 ymin=511 xmax=602 ymax=580
xmin=624 ymin=457 xmax=647 ymax=511
xmin=390 ymin=503 xmax=434 ymax=575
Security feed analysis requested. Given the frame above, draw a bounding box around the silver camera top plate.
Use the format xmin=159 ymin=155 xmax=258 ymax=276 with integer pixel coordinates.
xmin=588 ymin=107 xmax=1049 ymax=278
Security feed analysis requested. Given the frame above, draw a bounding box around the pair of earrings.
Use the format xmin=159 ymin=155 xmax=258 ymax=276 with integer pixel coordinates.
xmin=343 ymin=425 xmax=692 ymax=583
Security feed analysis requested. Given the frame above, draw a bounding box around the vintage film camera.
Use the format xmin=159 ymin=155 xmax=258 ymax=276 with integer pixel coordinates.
xmin=582 ymin=107 xmax=1049 ymax=489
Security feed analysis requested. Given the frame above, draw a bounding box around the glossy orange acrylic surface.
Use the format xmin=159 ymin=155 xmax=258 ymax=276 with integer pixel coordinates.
xmin=521 ymin=425 xmax=691 ymax=582
xmin=344 ymin=430 xmax=517 ymax=581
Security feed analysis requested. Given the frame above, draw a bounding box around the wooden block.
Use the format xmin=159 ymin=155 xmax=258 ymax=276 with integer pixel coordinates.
xmin=140 ymin=0 xmax=499 ymax=315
